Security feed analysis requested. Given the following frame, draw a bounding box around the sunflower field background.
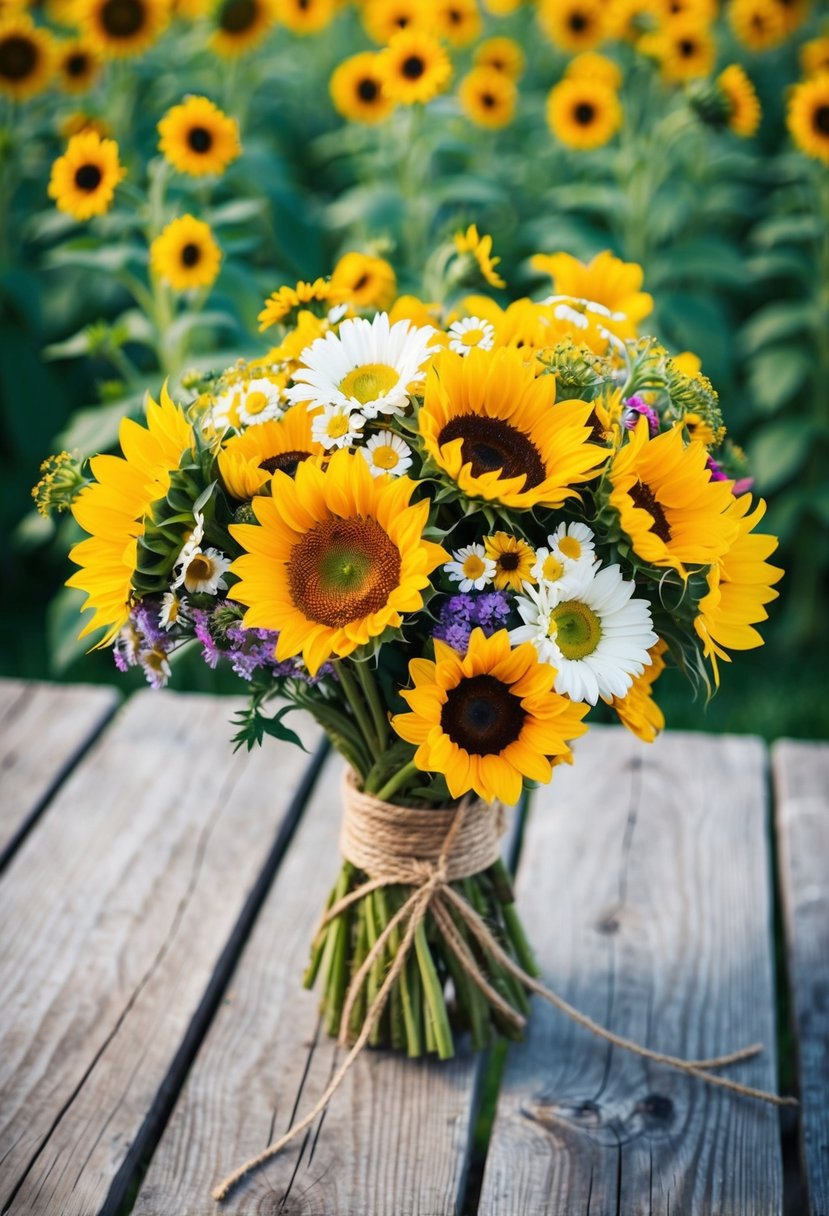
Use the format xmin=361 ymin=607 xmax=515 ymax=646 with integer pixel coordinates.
xmin=1 ymin=0 xmax=828 ymax=739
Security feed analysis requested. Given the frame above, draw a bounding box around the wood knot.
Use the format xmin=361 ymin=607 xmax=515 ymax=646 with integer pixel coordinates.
xmin=636 ymin=1092 xmax=674 ymax=1125
xmin=596 ymin=908 xmax=621 ymax=934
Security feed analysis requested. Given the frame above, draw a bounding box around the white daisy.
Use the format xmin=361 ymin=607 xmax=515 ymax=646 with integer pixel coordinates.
xmin=360 ymin=430 xmax=413 ymax=478
xmin=173 ymin=547 xmax=232 ymax=595
xmin=532 ymin=521 xmax=597 ymax=586
xmin=139 ymin=646 xmax=172 ymax=690
xmin=285 ymin=313 xmax=436 ymax=420
xmin=311 ymin=403 xmax=365 ymax=450
xmin=160 ymin=591 xmax=187 ymax=631
xmin=236 ymin=377 xmax=284 ymax=427
xmin=203 ymin=386 xmax=239 ymax=431
xmin=447 ymin=316 xmax=495 ymax=356
xmin=444 ymin=544 xmax=497 ymax=592
xmin=172 ymin=511 xmax=206 ymax=581
xmin=510 ymin=562 xmax=658 ymax=706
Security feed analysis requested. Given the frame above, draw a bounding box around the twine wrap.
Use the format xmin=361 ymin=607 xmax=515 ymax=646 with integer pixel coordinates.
xmin=213 ymin=777 xmax=796 ymax=1203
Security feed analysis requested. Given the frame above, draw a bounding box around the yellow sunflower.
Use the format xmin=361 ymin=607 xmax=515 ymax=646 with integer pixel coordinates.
xmin=693 ymin=495 xmax=783 ymax=685
xmin=217 ymin=404 xmax=323 ymax=498
xmin=56 ymin=39 xmax=100 ymax=94
xmin=419 ymin=347 xmax=606 ymax=510
xmin=392 ymin=628 xmax=590 ymax=805
xmin=537 ymin=0 xmax=605 ymax=51
xmin=67 ymin=387 xmax=194 ymax=646
xmin=453 ymin=224 xmax=505 ymax=288
xmin=0 ymin=15 xmax=54 ymax=100
xmin=330 ymin=50 xmax=395 ymax=123
xmin=772 ymin=0 xmax=811 ymax=37
xmin=458 ymin=65 xmax=517 ymax=129
xmin=48 ymin=129 xmax=125 ymax=220
xmin=606 ymin=639 xmax=666 ymax=742
xmin=258 ymin=277 xmax=342 ymax=330
xmin=210 ymin=0 xmax=276 ymax=55
xmin=150 ymin=215 xmax=222 ymax=292
xmin=653 ymin=0 xmax=716 ymax=19
xmin=604 ymin=0 xmax=654 ymax=40
xmin=157 ymin=95 xmax=240 ymax=176
xmin=378 ymin=28 xmax=452 ymax=106
xmin=639 ymin=18 xmax=715 ymax=83
xmin=787 ymin=74 xmax=829 ymax=165
xmin=276 ymin=0 xmax=336 ymax=35
xmin=484 ymin=532 xmax=536 ymax=590
xmin=566 ymin=52 xmax=622 ymax=90
xmin=59 ymin=111 xmax=110 ymax=138
xmin=530 ymin=249 xmax=653 ymax=338
xmin=435 ymin=0 xmax=481 ymax=47
xmin=330 ymin=251 xmax=396 ymax=310
xmin=75 ymin=0 xmax=170 ymax=58
xmin=801 ymin=36 xmax=829 ymax=78
xmin=717 ymin=64 xmax=761 ymax=137
xmin=361 ymin=0 xmax=424 ymax=44
xmin=473 ymin=36 xmax=524 ymax=79
xmin=546 ymin=76 xmax=622 ymax=150
xmin=229 ymin=448 xmax=448 ymax=675
xmin=727 ymin=0 xmax=785 ymax=51
xmin=608 ymin=418 xmax=739 ymax=575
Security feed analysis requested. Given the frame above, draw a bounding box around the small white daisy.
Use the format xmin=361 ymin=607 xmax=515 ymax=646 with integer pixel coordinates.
xmin=173 ymin=547 xmax=232 ymax=595
xmin=532 ymin=521 xmax=597 ymax=585
xmin=360 ymin=430 xmax=413 ymax=478
xmin=172 ymin=511 xmax=206 ymax=580
xmin=160 ymin=591 xmax=187 ymax=631
xmin=510 ymin=562 xmax=658 ymax=706
xmin=311 ymin=403 xmax=365 ymax=450
xmin=447 ymin=316 xmax=495 ymax=356
xmin=203 ymin=387 xmax=238 ymax=431
xmin=236 ymin=377 xmax=284 ymax=427
xmin=139 ymin=646 xmax=172 ymax=690
xmin=444 ymin=544 xmax=497 ymax=592
xmin=286 ymin=313 xmax=435 ymax=419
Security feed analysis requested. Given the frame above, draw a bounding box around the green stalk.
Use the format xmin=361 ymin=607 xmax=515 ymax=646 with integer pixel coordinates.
xmin=386 ymin=887 xmax=422 ymax=1057
xmin=364 ymin=890 xmax=387 ymax=1047
xmin=374 ymin=760 xmax=419 ymax=803
xmin=415 ymin=921 xmax=454 ymax=1060
xmin=336 ymin=660 xmax=379 ymax=761
xmin=355 ymin=658 xmax=389 ymax=751
xmin=406 ymin=948 xmax=424 ymax=1058
xmin=348 ymin=898 xmax=369 ymax=1042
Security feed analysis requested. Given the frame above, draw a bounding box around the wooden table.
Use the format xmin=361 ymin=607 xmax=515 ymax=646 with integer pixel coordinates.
xmin=1 ymin=678 xmax=826 ymax=1216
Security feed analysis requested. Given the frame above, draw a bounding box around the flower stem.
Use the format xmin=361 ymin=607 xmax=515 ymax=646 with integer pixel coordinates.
xmin=336 ymin=659 xmax=379 ymax=761
xmin=373 ymin=759 xmax=419 ymax=803
xmin=355 ymin=658 xmax=389 ymax=751
xmin=414 ymin=921 xmax=454 ymax=1060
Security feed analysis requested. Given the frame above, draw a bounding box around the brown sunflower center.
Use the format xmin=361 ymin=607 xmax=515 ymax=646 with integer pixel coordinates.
xmin=0 ymin=34 xmax=38 ymax=79
xmin=100 ymin=0 xmax=146 ymax=37
xmin=181 ymin=242 xmax=202 ymax=267
xmin=288 ymin=516 xmax=401 ymax=627
xmin=352 ymin=271 xmax=370 ymax=291
xmin=814 ymin=104 xmax=829 ymax=136
xmin=481 ymin=92 xmax=496 ymax=108
xmin=75 ymin=163 xmax=102 ymax=191
xmin=438 ymin=414 xmax=546 ymax=489
xmin=259 ymin=450 xmax=311 ymax=477
xmin=574 ymin=101 xmax=595 ymax=125
xmin=630 ymin=480 xmax=672 ymax=543
xmin=448 ymin=7 xmax=461 ymax=23
xmin=66 ymin=51 xmax=90 ymax=76
xmin=188 ymin=125 xmax=213 ymax=152
xmin=402 ymin=54 xmax=425 ymax=80
xmin=569 ymin=12 xmax=588 ymax=31
xmin=678 ymin=37 xmax=696 ymax=57
xmin=220 ymin=0 xmax=257 ymax=33
xmin=357 ymin=77 xmax=378 ymax=102
xmin=441 ymin=674 xmax=526 ymax=755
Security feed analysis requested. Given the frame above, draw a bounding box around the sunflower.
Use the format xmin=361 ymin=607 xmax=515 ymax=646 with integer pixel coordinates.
xmin=75 ymin=0 xmax=170 ymax=58
xmin=717 ymin=64 xmax=761 ymax=137
xmin=484 ymin=532 xmax=536 ymax=590
xmin=546 ymin=76 xmax=622 ymax=150
xmin=330 ymin=50 xmax=395 ymax=123
xmin=378 ymin=29 xmax=452 ymax=106
xmin=772 ymin=0 xmax=811 ymax=36
xmin=607 ymin=639 xmax=666 ymax=742
xmin=458 ymin=65 xmax=517 ymax=129
xmin=604 ymin=0 xmax=654 ymax=40
xmin=150 ymin=215 xmax=221 ymax=292
xmin=330 ymin=251 xmax=396 ymax=310
xmin=453 ymin=224 xmax=505 ymax=288
xmin=693 ymin=495 xmax=783 ymax=685
xmin=654 ymin=0 xmax=716 ymax=19
xmin=158 ymin=95 xmax=240 ymax=177
xmin=392 ymin=628 xmax=590 ymax=805
xmin=48 ymin=129 xmax=125 ymax=220
xmin=59 ymin=111 xmax=110 ymax=138
xmin=67 ymin=387 xmax=194 ymax=646
xmin=435 ymin=0 xmax=481 ymax=47
xmin=419 ymin=347 xmax=606 ymax=511
xmin=639 ymin=19 xmax=715 ymax=83
xmin=0 ymin=14 xmax=54 ymax=100
xmin=276 ymin=0 xmax=336 ymax=35
xmin=727 ymin=0 xmax=785 ymax=51
xmin=229 ymin=448 xmax=448 ymax=675
xmin=801 ymin=36 xmax=829 ymax=78
xmin=537 ymin=0 xmax=605 ymax=52
xmin=259 ymin=277 xmax=341 ymax=330
xmin=361 ymin=0 xmax=423 ymax=43
xmin=608 ymin=418 xmax=739 ymax=575
xmin=565 ymin=51 xmax=622 ymax=90
xmin=473 ymin=36 xmax=523 ymax=79
xmin=56 ymin=38 xmax=100 ymax=93
xmin=210 ymin=0 xmax=276 ymax=55
xmin=218 ymin=404 xmax=323 ymax=498
xmin=532 ymin=250 xmax=652 ymax=340
xmin=787 ymin=74 xmax=829 ymax=165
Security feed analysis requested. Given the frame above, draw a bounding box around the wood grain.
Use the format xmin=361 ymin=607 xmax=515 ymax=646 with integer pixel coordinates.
xmin=134 ymin=755 xmax=487 ymax=1216
xmin=0 ymin=688 xmax=320 ymax=1216
xmin=774 ymin=739 xmax=829 ymax=1216
xmin=0 ymin=677 xmax=118 ymax=866
xmin=479 ymin=727 xmax=783 ymax=1216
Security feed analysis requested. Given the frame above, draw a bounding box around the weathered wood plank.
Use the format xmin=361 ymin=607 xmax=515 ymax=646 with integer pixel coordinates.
xmin=479 ymin=728 xmax=783 ymax=1216
xmin=774 ymin=739 xmax=829 ymax=1216
xmin=134 ymin=755 xmax=486 ymax=1216
xmin=0 ymin=688 xmax=321 ymax=1216
xmin=0 ymin=677 xmax=118 ymax=866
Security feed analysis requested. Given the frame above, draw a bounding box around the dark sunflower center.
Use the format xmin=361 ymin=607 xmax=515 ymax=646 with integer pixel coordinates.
xmin=75 ymin=163 xmax=102 ymax=191
xmin=357 ymin=77 xmax=378 ymax=102
xmin=497 ymin=552 xmax=520 ymax=571
xmin=678 ymin=37 xmax=696 ymax=57
xmin=259 ymin=450 xmax=311 ymax=477
xmin=395 ymin=14 xmax=409 ymax=26
xmin=187 ymin=125 xmax=213 ymax=152
xmin=481 ymin=91 xmax=496 ymax=108
xmin=0 ymin=35 xmax=38 ymax=79
xmin=569 ymin=11 xmax=588 ymax=31
xmin=814 ymin=105 xmax=829 ymax=136
xmin=220 ymin=0 xmax=257 ymax=33
xmin=100 ymin=0 xmax=145 ymax=37
xmin=66 ymin=51 xmax=89 ymax=76
xmin=441 ymin=674 xmax=526 ymax=756
xmin=352 ymin=272 xmax=370 ymax=290
xmin=402 ymin=54 xmax=425 ymax=80
xmin=630 ymin=480 xmax=672 ymax=543
xmin=448 ymin=7 xmax=461 ymax=22
xmin=181 ymin=242 xmax=201 ymax=267
xmin=438 ymin=414 xmax=547 ymax=490
xmin=288 ymin=515 xmax=402 ymax=628
xmin=574 ymin=101 xmax=595 ymax=124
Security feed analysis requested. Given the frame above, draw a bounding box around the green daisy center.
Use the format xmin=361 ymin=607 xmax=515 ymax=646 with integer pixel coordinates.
xmin=549 ymin=600 xmax=602 ymax=659
xmin=339 ymin=362 xmax=400 ymax=405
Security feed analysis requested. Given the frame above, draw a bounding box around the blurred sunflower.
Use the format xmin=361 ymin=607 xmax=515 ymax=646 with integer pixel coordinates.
xmin=330 ymin=251 xmax=396 ymax=310
xmin=604 ymin=0 xmax=654 ymax=40
xmin=717 ymin=63 xmax=761 ymax=137
xmin=258 ymin=277 xmax=342 ymax=330
xmin=537 ymin=0 xmax=605 ymax=52
xmin=0 ymin=14 xmax=54 ymax=100
xmin=150 ymin=215 xmax=221 ymax=291
xmin=330 ymin=50 xmax=395 ymax=123
xmin=76 ymin=0 xmax=169 ymax=58
xmin=640 ymin=18 xmax=715 ymax=82
xmin=56 ymin=39 xmax=100 ymax=93
xmin=48 ymin=129 xmax=125 ymax=219
xmin=458 ymin=65 xmax=517 ymax=129
xmin=454 ymin=224 xmax=505 ymax=288
xmin=277 ymin=0 xmax=336 ymax=35
xmin=787 ymin=74 xmax=829 ymax=164
xmin=546 ymin=76 xmax=621 ymax=150
xmin=218 ymin=405 xmax=324 ymax=498
xmin=565 ymin=51 xmax=622 ymax=90
xmin=531 ymin=249 xmax=653 ymax=337
xmin=210 ymin=0 xmax=276 ymax=55
xmin=435 ymin=0 xmax=481 ymax=47
xmin=801 ymin=35 xmax=829 ymax=77
xmin=361 ymin=0 xmax=423 ymax=43
xmin=158 ymin=95 xmax=240 ymax=176
xmin=379 ymin=29 xmax=452 ymax=105
xmin=727 ymin=0 xmax=786 ymax=51
xmin=653 ymin=0 xmax=716 ymax=20
xmin=772 ymin=0 xmax=811 ymax=36
xmin=473 ymin=36 xmax=523 ymax=79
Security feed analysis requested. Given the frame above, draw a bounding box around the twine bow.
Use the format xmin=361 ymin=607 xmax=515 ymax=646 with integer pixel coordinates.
xmin=213 ymin=780 xmax=796 ymax=1203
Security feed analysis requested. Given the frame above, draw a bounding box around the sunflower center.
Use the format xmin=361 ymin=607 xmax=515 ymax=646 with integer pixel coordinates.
xmin=497 ymin=552 xmax=520 ymax=571
xmin=101 ymin=0 xmax=145 ymax=37
xmin=630 ymin=480 xmax=672 ymax=543
xmin=0 ymin=35 xmax=38 ymax=79
xmin=357 ymin=77 xmax=378 ymax=102
xmin=441 ymin=674 xmax=526 ymax=755
xmin=815 ymin=105 xmax=829 ymax=136
xmin=220 ymin=0 xmax=256 ymax=33
xmin=438 ymin=414 xmax=546 ymax=489
xmin=181 ymin=242 xmax=202 ymax=267
xmin=402 ymin=54 xmax=425 ymax=80
xmin=188 ymin=125 xmax=213 ymax=152
xmin=66 ymin=51 xmax=89 ymax=76
xmin=75 ymin=163 xmax=103 ymax=191
xmin=678 ymin=37 xmax=696 ymax=57
xmin=569 ymin=12 xmax=587 ymax=31
xmin=259 ymin=450 xmax=311 ymax=476
xmin=549 ymin=600 xmax=602 ymax=659
xmin=574 ymin=101 xmax=595 ymax=125
xmin=339 ymin=362 xmax=400 ymax=404
xmin=481 ymin=92 xmax=496 ymax=108
xmin=288 ymin=516 xmax=401 ymax=627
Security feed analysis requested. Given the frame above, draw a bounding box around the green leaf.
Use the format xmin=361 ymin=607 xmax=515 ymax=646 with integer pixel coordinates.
xmin=748 ymin=419 xmax=817 ymax=492
xmin=739 ymin=301 xmax=816 ymax=354
xmin=56 ymin=392 xmax=145 ymax=456
xmin=752 ymin=213 xmax=824 ymax=248
xmin=206 ymin=199 xmax=266 ymax=227
xmin=47 ymin=586 xmax=96 ymax=674
xmin=650 ymin=239 xmax=747 ymax=290
xmin=44 ymin=244 xmax=142 ymax=272
xmin=748 ymin=348 xmax=813 ymax=413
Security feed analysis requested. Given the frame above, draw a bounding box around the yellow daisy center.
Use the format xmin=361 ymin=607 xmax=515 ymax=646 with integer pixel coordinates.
xmin=462 ymin=554 xmax=486 ymax=579
xmin=441 ymin=674 xmax=526 ymax=755
xmin=339 ymin=362 xmax=400 ymax=404
xmin=245 ymin=390 xmax=270 ymax=416
xmin=287 ymin=516 xmax=402 ymax=627
xmin=548 ymin=601 xmax=602 ymax=659
xmin=439 ymin=415 xmax=546 ymax=487
xmin=461 ymin=327 xmax=485 ymax=347
xmin=558 ymin=535 xmax=582 ymax=560
xmin=371 ymin=444 xmax=400 ymax=470
xmin=325 ymin=414 xmax=352 ymax=439
xmin=541 ymin=553 xmax=565 ymax=580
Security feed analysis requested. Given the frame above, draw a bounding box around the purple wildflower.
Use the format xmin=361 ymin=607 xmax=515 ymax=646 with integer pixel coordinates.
xmin=622 ymin=395 xmax=660 ymax=437
xmin=434 ymin=590 xmax=512 ymax=652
